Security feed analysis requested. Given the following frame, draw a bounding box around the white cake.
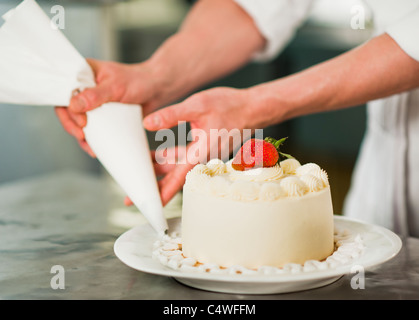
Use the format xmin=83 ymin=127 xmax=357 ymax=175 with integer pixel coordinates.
xmin=181 ymin=158 xmax=335 ymax=269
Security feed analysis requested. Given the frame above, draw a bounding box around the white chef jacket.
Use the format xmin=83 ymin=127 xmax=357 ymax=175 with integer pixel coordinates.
xmin=234 ymin=0 xmax=419 ymax=236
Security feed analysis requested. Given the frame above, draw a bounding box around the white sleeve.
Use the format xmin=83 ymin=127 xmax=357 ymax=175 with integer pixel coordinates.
xmin=234 ymin=0 xmax=314 ymax=61
xmin=386 ymin=6 xmax=419 ymax=62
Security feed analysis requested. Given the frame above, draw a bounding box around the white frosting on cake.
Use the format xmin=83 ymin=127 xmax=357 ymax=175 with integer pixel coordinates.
xmin=259 ymin=183 xmax=286 ymax=201
xmin=184 ymin=159 xmax=330 ymax=201
xmin=206 ymin=158 xmax=227 ymax=176
xmin=193 ymin=163 xmax=211 ymax=174
xmin=295 ymin=162 xmax=320 ymax=176
xmin=207 ymin=176 xmax=231 ymax=197
xmin=280 ymin=158 xmax=301 ymax=174
xmin=181 ymin=158 xmax=335 ymax=269
xmin=299 ymin=174 xmax=324 ymax=192
xmin=229 ymin=164 xmax=284 ymax=182
xmin=230 ymin=181 xmax=259 ymax=201
xmin=279 ymin=176 xmax=309 ymax=197
xmin=153 ymin=227 xmax=365 ymax=275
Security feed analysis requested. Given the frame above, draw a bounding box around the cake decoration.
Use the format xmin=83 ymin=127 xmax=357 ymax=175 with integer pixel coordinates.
xmin=295 ymin=163 xmax=321 ymax=176
xmin=299 ymin=174 xmax=324 ymax=192
xmin=280 ymin=158 xmax=301 ymax=174
xmin=229 ymin=163 xmax=284 ymax=182
xmin=152 ymin=227 xmax=365 ymax=275
xmin=206 ymin=158 xmax=227 ymax=176
xmin=184 ymin=157 xmax=329 ymax=201
xmin=258 ymin=182 xmax=286 ymax=201
xmin=279 ymin=176 xmax=309 ymax=197
xmin=230 ymin=180 xmax=260 ymax=201
xmin=231 ymin=137 xmax=293 ymax=171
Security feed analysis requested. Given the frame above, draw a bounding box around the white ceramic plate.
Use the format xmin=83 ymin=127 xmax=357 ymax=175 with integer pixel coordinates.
xmin=114 ymin=216 xmax=402 ymax=294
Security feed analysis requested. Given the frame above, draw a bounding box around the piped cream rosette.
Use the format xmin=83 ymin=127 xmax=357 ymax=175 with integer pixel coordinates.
xmin=184 ymin=158 xmax=330 ymax=201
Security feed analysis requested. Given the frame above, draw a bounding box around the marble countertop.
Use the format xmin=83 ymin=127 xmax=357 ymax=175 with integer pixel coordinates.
xmin=0 ymin=171 xmax=418 ymax=300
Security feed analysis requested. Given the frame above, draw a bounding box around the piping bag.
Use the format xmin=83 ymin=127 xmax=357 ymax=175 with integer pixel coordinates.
xmin=0 ymin=0 xmax=168 ymax=235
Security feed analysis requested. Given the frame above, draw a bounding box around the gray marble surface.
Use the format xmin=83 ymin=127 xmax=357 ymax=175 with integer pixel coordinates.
xmin=0 ymin=171 xmax=418 ymax=300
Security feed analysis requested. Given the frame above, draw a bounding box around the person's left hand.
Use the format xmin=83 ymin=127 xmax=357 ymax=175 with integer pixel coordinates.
xmin=126 ymin=86 xmax=256 ymax=206
xmin=54 ymin=58 xmax=174 ymax=158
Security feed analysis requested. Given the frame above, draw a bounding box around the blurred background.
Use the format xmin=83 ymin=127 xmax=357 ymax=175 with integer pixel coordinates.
xmin=0 ymin=0 xmax=373 ymax=215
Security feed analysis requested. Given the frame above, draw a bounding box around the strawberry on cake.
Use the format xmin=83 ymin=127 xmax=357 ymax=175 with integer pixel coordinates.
xmin=181 ymin=137 xmax=335 ymax=269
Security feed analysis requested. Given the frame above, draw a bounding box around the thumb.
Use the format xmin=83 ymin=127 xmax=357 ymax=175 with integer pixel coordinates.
xmin=69 ymin=80 xmax=114 ymax=113
xmin=143 ymin=101 xmax=202 ymax=131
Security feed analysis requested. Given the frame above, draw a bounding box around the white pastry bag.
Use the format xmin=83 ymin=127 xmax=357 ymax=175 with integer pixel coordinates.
xmin=0 ymin=0 xmax=168 ymax=234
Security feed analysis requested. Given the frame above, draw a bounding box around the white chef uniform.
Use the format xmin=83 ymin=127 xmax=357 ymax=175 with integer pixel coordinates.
xmin=234 ymin=0 xmax=419 ymax=237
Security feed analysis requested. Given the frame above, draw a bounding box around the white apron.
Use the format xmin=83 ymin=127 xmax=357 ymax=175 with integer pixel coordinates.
xmin=343 ymin=89 xmax=419 ymax=237
xmin=344 ymin=0 xmax=419 ymax=237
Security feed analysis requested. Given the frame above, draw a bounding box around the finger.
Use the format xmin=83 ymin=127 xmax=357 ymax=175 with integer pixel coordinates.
xmin=154 ymin=162 xmax=176 ymax=176
xmin=152 ymin=145 xmax=188 ymax=163
xmin=69 ymin=58 xmax=110 ymax=113
xmin=69 ymin=80 xmax=114 ymax=113
xmin=151 ymin=147 xmax=182 ymax=178
xmin=157 ymin=140 xmax=206 ymax=206
xmin=68 ymin=109 xmax=87 ymax=128
xmin=78 ymin=140 xmax=96 ymax=158
xmin=85 ymin=58 xmax=101 ymax=74
xmin=55 ymin=107 xmax=85 ymax=141
xmin=124 ymin=196 xmax=133 ymax=207
xmin=150 ymin=149 xmax=156 ymax=161
xmin=136 ymin=167 xmax=185 ymax=206
xmin=152 ymin=145 xmax=190 ymax=176
xmin=158 ymin=162 xmax=194 ymax=206
xmin=142 ymin=101 xmax=159 ymax=118
xmin=143 ymin=100 xmax=202 ymax=131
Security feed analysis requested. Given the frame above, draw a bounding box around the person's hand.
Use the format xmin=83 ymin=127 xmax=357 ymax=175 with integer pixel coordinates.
xmin=133 ymin=86 xmax=256 ymax=206
xmin=55 ymin=58 xmax=168 ymax=157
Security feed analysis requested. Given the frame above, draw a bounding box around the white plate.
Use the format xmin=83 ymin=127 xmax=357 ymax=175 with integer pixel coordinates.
xmin=114 ymin=216 xmax=402 ymax=294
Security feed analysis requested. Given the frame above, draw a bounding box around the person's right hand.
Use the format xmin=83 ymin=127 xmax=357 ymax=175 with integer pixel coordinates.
xmin=55 ymin=58 xmax=168 ymax=157
xmin=140 ymin=86 xmax=257 ymax=206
